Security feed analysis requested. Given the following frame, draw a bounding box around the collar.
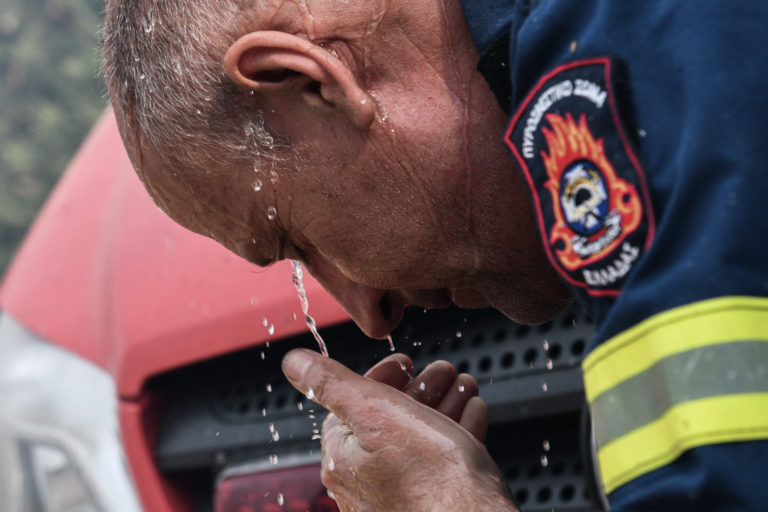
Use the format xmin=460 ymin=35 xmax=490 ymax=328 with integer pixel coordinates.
xmin=458 ymin=0 xmax=537 ymax=114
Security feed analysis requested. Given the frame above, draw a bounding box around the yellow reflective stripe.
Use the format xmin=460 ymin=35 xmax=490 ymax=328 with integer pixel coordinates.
xmin=584 ymin=296 xmax=768 ymax=403
xmin=598 ymin=392 xmax=768 ymax=494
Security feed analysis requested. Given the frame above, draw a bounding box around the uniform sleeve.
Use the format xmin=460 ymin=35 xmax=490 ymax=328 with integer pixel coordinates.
xmin=508 ymin=1 xmax=768 ymax=509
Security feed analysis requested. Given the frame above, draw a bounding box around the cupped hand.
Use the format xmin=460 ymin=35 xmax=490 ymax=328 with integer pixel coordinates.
xmin=362 ymin=353 xmax=488 ymax=442
xmin=282 ymin=349 xmax=518 ymax=512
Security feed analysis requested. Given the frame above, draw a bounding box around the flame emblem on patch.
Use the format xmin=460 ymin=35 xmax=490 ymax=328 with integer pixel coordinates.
xmin=541 ymin=113 xmax=642 ymax=270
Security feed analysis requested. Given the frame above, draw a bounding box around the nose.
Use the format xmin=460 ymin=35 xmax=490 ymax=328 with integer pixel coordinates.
xmin=303 ymin=254 xmax=404 ymax=339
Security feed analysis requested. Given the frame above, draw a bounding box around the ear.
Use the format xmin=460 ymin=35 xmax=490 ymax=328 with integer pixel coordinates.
xmin=223 ymin=31 xmax=375 ymax=129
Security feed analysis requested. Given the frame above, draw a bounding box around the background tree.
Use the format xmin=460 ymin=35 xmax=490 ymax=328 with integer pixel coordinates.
xmin=0 ymin=0 xmax=105 ymax=275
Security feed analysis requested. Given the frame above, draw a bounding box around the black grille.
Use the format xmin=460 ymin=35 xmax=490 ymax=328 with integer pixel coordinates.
xmin=151 ymin=305 xmax=602 ymax=512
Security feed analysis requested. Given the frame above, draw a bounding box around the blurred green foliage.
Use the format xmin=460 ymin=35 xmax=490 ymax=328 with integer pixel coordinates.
xmin=0 ymin=0 xmax=106 ymax=275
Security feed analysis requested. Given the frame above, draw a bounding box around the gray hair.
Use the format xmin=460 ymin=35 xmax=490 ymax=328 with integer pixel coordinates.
xmin=103 ymin=0 xmax=285 ymax=175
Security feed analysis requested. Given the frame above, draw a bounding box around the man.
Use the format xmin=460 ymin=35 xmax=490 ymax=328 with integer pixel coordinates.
xmin=103 ymin=0 xmax=768 ymax=510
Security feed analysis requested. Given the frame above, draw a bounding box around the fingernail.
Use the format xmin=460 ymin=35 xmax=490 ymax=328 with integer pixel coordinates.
xmin=282 ymin=349 xmax=314 ymax=386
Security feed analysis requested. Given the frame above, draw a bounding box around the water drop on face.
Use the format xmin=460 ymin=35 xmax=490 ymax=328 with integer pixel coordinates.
xmin=277 ymin=493 xmax=284 ymax=506
xmin=267 ymin=206 xmax=278 ymax=220
xmin=419 ymin=382 xmax=426 ymax=391
xmin=458 ymin=385 xmax=465 ymax=392
xmin=306 ymin=388 xmax=315 ymax=400
xmin=252 ymin=180 xmax=263 ymax=192
xmin=328 ymin=457 xmax=335 ymax=471
xmin=291 ymin=261 xmax=330 ymax=357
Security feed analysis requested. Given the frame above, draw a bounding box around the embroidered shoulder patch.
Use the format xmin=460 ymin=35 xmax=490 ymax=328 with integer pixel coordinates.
xmin=505 ymin=58 xmax=655 ymax=296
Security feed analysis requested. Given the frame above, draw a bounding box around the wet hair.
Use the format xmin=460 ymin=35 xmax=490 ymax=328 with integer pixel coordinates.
xmin=103 ymin=0 xmax=286 ymax=175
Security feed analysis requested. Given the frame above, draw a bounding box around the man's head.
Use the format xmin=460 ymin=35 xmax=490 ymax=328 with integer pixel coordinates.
xmin=103 ymin=0 xmax=571 ymax=338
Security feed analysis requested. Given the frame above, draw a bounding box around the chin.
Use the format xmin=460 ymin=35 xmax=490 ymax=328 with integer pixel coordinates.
xmin=487 ymin=285 xmax=574 ymax=326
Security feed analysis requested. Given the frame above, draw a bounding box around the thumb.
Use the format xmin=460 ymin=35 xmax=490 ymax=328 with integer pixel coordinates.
xmin=282 ymin=348 xmax=383 ymax=425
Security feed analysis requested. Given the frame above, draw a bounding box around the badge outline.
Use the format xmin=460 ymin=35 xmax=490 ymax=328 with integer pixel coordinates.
xmin=504 ymin=57 xmax=656 ymax=297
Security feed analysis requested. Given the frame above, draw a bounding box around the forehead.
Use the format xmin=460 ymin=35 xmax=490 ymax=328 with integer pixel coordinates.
xmin=136 ymin=141 xmax=285 ymax=265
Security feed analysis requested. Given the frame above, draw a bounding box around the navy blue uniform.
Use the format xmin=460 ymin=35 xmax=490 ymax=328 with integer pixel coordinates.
xmin=459 ymin=1 xmax=768 ymax=509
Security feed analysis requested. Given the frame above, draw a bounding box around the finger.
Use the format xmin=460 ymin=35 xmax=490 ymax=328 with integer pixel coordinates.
xmin=282 ymin=348 xmax=394 ymax=425
xmin=320 ymin=413 xmax=365 ymax=492
xmin=404 ymin=360 xmax=457 ymax=407
xmin=436 ymin=373 xmax=479 ymax=421
xmin=363 ymin=353 xmax=414 ymax=390
xmin=459 ymin=396 xmax=489 ymax=443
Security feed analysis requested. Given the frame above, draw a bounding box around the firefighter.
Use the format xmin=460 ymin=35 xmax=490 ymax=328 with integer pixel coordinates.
xmin=103 ymin=0 xmax=768 ymax=510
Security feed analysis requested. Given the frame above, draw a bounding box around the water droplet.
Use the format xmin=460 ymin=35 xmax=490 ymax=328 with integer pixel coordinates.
xmin=540 ymin=455 xmax=549 ymax=467
xmin=328 ymin=457 xmax=335 ymax=471
xmin=215 ymin=431 xmax=220 ymax=437
xmin=291 ymin=261 xmax=330 ymax=356
xmin=139 ymin=74 xmax=146 ymax=80
xmin=270 ymin=424 xmax=280 ymax=442
xmin=267 ymin=206 xmax=277 ymax=220
xmin=399 ymin=363 xmax=408 ymax=372
xmin=267 ymin=324 xmax=275 ymax=336
xmin=297 ymin=401 xmax=304 ymax=411
xmin=312 ymin=434 xmax=322 ymax=440
xmin=455 ymin=331 xmax=463 ymax=338
xmin=269 ymin=170 xmax=279 ymax=184
xmin=261 ymin=408 xmax=267 ymax=416
xmin=543 ymin=440 xmax=551 ymax=451
xmin=419 ymin=382 xmax=426 ymax=391
xmin=458 ymin=385 xmax=465 ymax=392
xmin=277 ymin=493 xmax=284 ymax=506
xmin=266 ymin=383 xmax=272 ymax=392
xmin=542 ymin=339 xmax=550 ymax=351
xmin=541 ymin=382 xmax=549 ymax=392
xmin=638 ymin=128 xmax=647 ymax=138
xmin=306 ymin=388 xmax=315 ymax=400
xmin=569 ymin=40 xmax=578 ymax=54
xmin=387 ymin=334 xmax=395 ymax=352
xmin=262 ymin=317 xmax=269 ymax=327
xmin=260 ymin=351 xmax=266 ymax=360
xmin=546 ymin=359 xmax=554 ymax=370
xmin=249 ymin=90 xmax=255 ymax=95
xmin=195 ymin=109 xmax=202 ymax=115
xmin=252 ymin=180 xmax=263 ymax=192
xmin=269 ymin=454 xmax=279 ymax=465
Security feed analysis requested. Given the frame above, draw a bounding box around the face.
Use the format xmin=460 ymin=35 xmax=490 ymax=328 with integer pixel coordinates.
xmin=133 ymin=0 xmax=572 ymax=338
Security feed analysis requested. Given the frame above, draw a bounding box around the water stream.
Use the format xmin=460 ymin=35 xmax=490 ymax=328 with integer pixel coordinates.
xmin=290 ymin=261 xmax=330 ymax=357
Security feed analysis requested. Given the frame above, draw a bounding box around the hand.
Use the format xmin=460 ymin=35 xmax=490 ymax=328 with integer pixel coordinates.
xmin=362 ymin=353 xmax=488 ymax=442
xmin=282 ymin=349 xmax=518 ymax=512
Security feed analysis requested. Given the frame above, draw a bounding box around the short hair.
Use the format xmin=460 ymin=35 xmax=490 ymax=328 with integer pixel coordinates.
xmin=103 ymin=0 xmax=287 ymax=177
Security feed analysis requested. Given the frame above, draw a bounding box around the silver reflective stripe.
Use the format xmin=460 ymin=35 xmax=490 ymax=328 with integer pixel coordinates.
xmin=591 ymin=340 xmax=768 ymax=449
